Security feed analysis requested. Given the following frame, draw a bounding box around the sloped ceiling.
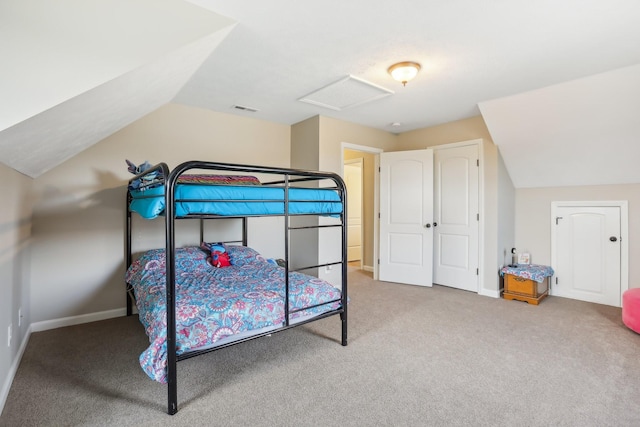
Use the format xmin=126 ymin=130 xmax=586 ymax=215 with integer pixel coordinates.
xmin=2 ymin=0 xmax=640 ymax=186
xmin=479 ymin=64 xmax=640 ymax=188
xmin=0 ymin=0 xmax=235 ymax=178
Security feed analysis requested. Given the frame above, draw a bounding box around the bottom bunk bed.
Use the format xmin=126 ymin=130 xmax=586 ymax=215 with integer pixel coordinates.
xmin=125 ymin=244 xmax=344 ymax=383
xmin=125 ymin=161 xmax=348 ymax=414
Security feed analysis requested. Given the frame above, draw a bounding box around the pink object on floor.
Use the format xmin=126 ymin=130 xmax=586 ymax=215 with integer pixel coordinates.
xmin=622 ymin=288 xmax=640 ymax=334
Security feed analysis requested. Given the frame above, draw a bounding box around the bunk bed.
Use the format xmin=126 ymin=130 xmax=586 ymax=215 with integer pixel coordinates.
xmin=124 ymin=161 xmax=348 ymax=415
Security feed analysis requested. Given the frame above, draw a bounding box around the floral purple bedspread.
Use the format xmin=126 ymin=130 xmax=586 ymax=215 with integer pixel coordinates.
xmin=125 ymin=245 xmax=344 ymax=383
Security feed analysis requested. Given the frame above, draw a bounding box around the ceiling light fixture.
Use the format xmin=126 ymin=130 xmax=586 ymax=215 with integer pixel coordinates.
xmin=388 ymin=61 xmax=421 ymax=86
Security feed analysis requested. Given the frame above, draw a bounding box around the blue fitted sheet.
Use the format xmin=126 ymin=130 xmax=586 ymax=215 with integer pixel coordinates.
xmin=129 ymin=184 xmax=343 ymax=219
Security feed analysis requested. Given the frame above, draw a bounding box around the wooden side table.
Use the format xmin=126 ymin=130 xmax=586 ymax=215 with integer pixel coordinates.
xmin=500 ymin=264 xmax=554 ymax=305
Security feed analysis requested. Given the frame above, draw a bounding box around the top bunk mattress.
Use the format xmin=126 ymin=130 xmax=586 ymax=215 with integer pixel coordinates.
xmin=129 ymin=184 xmax=343 ymax=219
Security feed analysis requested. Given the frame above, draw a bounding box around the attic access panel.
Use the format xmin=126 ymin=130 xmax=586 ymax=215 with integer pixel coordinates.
xmin=298 ymin=75 xmax=394 ymax=111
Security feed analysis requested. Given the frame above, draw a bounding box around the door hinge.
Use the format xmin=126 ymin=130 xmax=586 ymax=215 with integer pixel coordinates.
xmin=378 ymin=166 xmax=381 ymax=172
xmin=377 ymin=259 xmax=380 ymax=265
xmin=555 ymin=277 xmax=558 ymax=285
xmin=476 ymin=159 xmax=479 ymax=167
xmin=476 ymin=268 xmax=479 ymax=275
xmin=476 ymin=213 xmax=479 ymax=221
xmin=378 ymin=212 xmax=381 ymax=219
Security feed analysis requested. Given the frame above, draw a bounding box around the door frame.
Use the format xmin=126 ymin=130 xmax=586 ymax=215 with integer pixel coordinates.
xmin=341 ymin=142 xmax=382 ymax=280
xmin=344 ymin=158 xmax=364 ymax=267
xmin=550 ymin=200 xmax=629 ymax=306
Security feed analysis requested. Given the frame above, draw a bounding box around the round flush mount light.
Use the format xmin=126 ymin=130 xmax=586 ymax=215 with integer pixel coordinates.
xmin=388 ymin=61 xmax=421 ymax=86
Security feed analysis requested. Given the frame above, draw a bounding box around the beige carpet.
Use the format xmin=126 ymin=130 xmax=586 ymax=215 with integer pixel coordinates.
xmin=2 ymin=268 xmax=640 ymax=426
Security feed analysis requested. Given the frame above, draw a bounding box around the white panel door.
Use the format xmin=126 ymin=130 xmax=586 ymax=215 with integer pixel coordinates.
xmin=379 ymin=149 xmax=433 ymax=286
xmin=345 ymin=160 xmax=363 ymax=262
xmin=553 ymin=206 xmax=621 ymax=306
xmin=433 ymin=145 xmax=479 ymax=292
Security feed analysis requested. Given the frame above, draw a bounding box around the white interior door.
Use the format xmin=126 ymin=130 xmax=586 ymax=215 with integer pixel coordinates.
xmin=433 ymin=145 xmax=479 ymax=292
xmin=345 ymin=159 xmax=363 ymax=263
xmin=379 ymin=149 xmax=433 ymax=286
xmin=552 ymin=205 xmax=621 ymax=306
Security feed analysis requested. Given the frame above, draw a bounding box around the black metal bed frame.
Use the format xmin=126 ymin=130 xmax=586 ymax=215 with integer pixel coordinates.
xmin=125 ymin=160 xmax=348 ymax=415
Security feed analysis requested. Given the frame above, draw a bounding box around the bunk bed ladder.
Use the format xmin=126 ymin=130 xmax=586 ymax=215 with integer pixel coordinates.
xmin=283 ymin=173 xmax=291 ymax=327
xmin=125 ymin=192 xmax=133 ymax=316
xmin=165 ymin=164 xmax=179 ymax=416
xmin=340 ymin=197 xmax=348 ymax=347
xmin=283 ymin=177 xmax=348 ymax=347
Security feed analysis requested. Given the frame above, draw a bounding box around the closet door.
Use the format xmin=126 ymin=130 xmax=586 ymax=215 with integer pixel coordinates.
xmin=433 ymin=145 xmax=479 ymax=292
xmin=552 ymin=204 xmax=622 ymax=307
xmin=379 ymin=149 xmax=433 ymax=286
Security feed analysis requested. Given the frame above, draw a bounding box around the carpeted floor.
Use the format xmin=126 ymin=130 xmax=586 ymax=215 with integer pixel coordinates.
xmin=2 ymin=268 xmax=640 ymax=426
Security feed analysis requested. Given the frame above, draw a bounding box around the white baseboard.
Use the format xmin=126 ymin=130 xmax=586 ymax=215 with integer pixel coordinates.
xmin=0 ymin=325 xmax=32 ymax=417
xmin=478 ymin=288 xmax=501 ymax=298
xmin=1 ymin=307 xmax=128 ymax=414
xmin=363 ymin=265 xmax=374 ymax=272
xmin=30 ymin=308 xmax=127 ymax=333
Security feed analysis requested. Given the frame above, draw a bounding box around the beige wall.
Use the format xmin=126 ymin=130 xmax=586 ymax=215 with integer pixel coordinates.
xmin=0 ymin=163 xmax=32 ymax=405
xmin=483 ymin=141 xmax=501 ymax=295
xmin=291 ymin=116 xmax=397 ymax=285
xmin=497 ymin=151 xmax=516 ymax=273
xmin=516 ymin=184 xmax=640 ymax=290
xmin=290 ymin=116 xmax=397 ymax=281
xmin=289 ymin=117 xmax=321 ymax=272
xmin=291 ymin=116 xmax=320 ymax=171
xmin=318 ymin=116 xmax=396 ymax=174
xmin=29 ymin=104 xmax=291 ymax=323
xmin=396 ymin=116 xmax=494 ymax=150
xmin=317 ymin=116 xmax=397 ymax=284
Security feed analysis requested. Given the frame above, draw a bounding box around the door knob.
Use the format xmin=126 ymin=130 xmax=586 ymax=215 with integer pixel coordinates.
xmin=433 ymin=222 xmax=438 ymax=227
xmin=425 ymin=223 xmax=431 ymax=228
xmin=610 ymin=236 xmax=618 ymax=242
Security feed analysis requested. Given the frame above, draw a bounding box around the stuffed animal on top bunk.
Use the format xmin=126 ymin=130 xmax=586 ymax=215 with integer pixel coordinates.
xmin=126 ymin=159 xmax=153 ymax=175
xmin=200 ymin=242 xmax=231 ymax=268
xmin=125 ymin=159 xmax=163 ymax=191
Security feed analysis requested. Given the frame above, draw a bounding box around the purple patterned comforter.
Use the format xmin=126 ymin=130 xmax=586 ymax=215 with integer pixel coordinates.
xmin=125 ymin=245 xmax=343 ymax=383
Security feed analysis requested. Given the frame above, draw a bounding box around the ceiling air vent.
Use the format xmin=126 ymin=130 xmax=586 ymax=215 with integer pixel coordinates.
xmin=232 ymin=104 xmax=259 ymax=113
xmin=299 ymin=75 xmax=394 ymax=111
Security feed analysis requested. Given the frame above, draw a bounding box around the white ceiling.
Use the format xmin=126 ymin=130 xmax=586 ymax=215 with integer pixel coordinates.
xmin=178 ymin=0 xmax=640 ymax=133
xmin=2 ymin=0 xmax=640 ymax=185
